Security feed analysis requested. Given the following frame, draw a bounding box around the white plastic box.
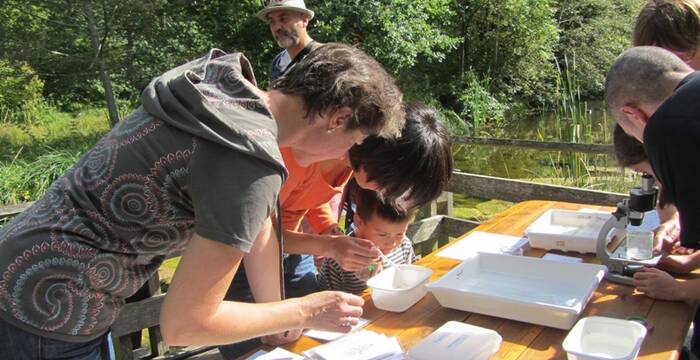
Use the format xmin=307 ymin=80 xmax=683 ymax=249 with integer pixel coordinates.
xmin=563 ymin=316 xmax=647 ymax=360
xmin=407 ymin=321 xmax=502 ymax=360
xmin=427 ymin=252 xmax=607 ymax=329
xmin=525 ymin=210 xmax=612 ymax=253
xmin=366 ymin=264 xmax=433 ymax=312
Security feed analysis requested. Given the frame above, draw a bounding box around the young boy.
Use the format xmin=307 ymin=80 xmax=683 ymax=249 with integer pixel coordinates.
xmin=318 ymin=188 xmax=415 ymax=294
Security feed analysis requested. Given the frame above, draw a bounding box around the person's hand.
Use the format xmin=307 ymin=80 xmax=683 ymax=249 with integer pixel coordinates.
xmin=633 ymin=267 xmax=682 ymax=301
xmin=658 ymin=254 xmax=694 ymax=274
xmin=352 ymin=261 xmax=383 ymax=282
xmin=313 ymin=255 xmax=325 ymax=269
xmin=670 ymin=244 xmax=696 ymax=256
xmin=654 ymin=220 xmax=680 ymax=253
xmin=327 ymin=235 xmax=380 ymax=272
xmin=370 ymin=261 xmax=383 ymax=277
xmin=261 ymin=328 xmax=302 ymax=346
xmin=298 ymin=291 xmax=364 ymax=332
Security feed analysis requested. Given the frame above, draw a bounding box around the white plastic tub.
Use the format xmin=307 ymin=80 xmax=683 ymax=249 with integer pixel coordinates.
xmin=366 ymin=264 xmax=433 ymax=312
xmin=407 ymin=321 xmax=502 ymax=360
xmin=525 ymin=210 xmax=612 ymax=253
xmin=563 ymin=316 xmax=647 ymax=360
xmin=427 ymin=252 xmax=607 ymax=329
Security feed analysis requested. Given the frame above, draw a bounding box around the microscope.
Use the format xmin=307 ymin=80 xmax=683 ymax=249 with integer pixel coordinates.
xmin=595 ymin=174 xmax=663 ymax=285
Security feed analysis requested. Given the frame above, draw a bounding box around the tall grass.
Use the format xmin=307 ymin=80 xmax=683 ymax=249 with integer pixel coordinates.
xmin=0 ymin=105 xmax=110 ymax=206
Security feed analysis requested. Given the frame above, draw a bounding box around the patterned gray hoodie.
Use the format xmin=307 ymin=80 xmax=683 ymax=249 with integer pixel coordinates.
xmin=0 ymin=49 xmax=287 ymax=342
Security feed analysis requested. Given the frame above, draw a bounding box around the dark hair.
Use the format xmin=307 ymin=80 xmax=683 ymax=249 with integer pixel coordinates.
xmin=613 ymin=124 xmax=647 ymax=167
xmin=613 ymin=125 xmax=672 ymax=207
xmin=348 ymin=102 xmax=453 ymax=208
xmin=355 ymin=188 xmax=413 ymax=223
xmin=633 ymin=0 xmax=700 ymax=52
xmin=272 ymin=43 xmax=405 ymax=138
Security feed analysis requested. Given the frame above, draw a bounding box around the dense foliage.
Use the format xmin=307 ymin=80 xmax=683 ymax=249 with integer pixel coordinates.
xmin=0 ymin=0 xmax=647 ymax=208
xmin=0 ymin=0 xmax=642 ymax=120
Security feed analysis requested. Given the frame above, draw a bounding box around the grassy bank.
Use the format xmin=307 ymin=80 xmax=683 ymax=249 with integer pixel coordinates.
xmin=0 ymin=106 xmax=110 ymax=205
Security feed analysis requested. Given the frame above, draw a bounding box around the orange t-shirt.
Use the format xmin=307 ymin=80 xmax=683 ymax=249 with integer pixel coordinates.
xmin=278 ymin=148 xmax=352 ymax=233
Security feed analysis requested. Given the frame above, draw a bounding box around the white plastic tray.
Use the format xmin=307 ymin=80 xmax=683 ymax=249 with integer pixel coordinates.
xmin=427 ymin=252 xmax=607 ymax=329
xmin=525 ymin=210 xmax=612 ymax=253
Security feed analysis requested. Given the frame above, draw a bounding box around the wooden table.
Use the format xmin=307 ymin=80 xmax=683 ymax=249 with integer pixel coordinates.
xmin=245 ymin=200 xmax=696 ymax=360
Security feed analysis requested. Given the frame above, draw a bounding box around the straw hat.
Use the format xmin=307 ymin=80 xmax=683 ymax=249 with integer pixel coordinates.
xmin=256 ymin=0 xmax=315 ymax=22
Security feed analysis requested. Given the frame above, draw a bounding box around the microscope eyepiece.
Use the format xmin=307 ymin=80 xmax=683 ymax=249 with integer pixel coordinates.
xmin=629 ymin=174 xmax=658 ymax=213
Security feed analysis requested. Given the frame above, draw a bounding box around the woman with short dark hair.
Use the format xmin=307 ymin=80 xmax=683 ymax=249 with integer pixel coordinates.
xmin=0 ymin=43 xmax=405 ymax=357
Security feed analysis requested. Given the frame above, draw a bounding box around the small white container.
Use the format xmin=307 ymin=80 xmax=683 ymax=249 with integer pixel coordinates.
xmin=407 ymin=321 xmax=502 ymax=360
xmin=563 ymin=316 xmax=647 ymax=360
xmin=366 ymin=264 xmax=433 ymax=312
xmin=525 ymin=210 xmax=612 ymax=253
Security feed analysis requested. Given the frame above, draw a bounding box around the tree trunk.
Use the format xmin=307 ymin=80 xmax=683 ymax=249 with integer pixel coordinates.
xmin=83 ymin=1 xmax=120 ymax=126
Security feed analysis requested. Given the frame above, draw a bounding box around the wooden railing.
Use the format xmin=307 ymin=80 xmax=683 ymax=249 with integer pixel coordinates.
xmin=0 ymin=136 xmax=624 ymax=359
xmin=452 ymin=136 xmax=613 ymax=154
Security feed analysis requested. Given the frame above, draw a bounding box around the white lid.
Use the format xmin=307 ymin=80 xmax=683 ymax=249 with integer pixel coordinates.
xmin=407 ymin=321 xmax=502 ymax=360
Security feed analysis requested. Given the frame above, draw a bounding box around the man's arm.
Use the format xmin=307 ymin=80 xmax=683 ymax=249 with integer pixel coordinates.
xmin=633 ymin=267 xmax=700 ymax=301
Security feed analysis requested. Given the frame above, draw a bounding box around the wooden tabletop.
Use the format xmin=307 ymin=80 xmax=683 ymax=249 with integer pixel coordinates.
xmin=247 ymin=200 xmax=696 ymax=360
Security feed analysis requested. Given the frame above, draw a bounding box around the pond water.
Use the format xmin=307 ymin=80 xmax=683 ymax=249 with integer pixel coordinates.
xmin=452 ymin=101 xmax=638 ymax=193
xmin=449 ymin=101 xmax=642 ymax=221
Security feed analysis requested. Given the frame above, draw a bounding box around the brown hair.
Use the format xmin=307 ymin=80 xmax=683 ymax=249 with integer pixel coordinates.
xmin=612 ymin=125 xmax=672 ymax=207
xmin=633 ymin=0 xmax=700 ymax=52
xmin=272 ymin=43 xmax=405 ymax=138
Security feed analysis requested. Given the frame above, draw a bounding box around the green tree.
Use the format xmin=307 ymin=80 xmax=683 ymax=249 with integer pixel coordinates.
xmin=0 ymin=60 xmax=44 ymax=111
xmin=454 ymin=0 xmax=559 ymax=102
xmin=553 ymin=0 xmax=644 ymax=98
xmin=0 ymin=0 xmax=213 ymax=113
xmin=307 ymin=0 xmax=460 ymax=71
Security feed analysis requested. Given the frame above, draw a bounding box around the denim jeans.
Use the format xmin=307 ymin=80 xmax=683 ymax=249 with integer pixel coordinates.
xmin=217 ymin=254 xmax=319 ymax=359
xmin=0 ymin=318 xmax=114 ymax=360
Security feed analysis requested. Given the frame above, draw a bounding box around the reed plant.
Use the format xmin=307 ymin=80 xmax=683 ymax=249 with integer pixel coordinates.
xmin=0 ymin=105 xmax=110 ymax=206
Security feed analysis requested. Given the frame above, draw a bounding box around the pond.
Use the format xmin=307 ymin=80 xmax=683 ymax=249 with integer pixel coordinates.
xmin=449 ymin=101 xmax=642 ymax=221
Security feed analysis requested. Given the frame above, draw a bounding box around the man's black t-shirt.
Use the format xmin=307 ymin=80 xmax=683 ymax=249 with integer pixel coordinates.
xmin=644 ymin=71 xmax=700 ymax=248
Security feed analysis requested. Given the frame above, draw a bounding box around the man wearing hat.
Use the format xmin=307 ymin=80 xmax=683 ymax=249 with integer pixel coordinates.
xmin=257 ymin=0 xmax=319 ymax=82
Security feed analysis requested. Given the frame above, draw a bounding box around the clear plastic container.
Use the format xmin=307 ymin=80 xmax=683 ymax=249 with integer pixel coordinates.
xmin=626 ymin=229 xmax=653 ymax=260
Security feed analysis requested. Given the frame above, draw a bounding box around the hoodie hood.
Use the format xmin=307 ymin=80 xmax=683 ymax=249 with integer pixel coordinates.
xmin=141 ymin=48 xmax=286 ymax=179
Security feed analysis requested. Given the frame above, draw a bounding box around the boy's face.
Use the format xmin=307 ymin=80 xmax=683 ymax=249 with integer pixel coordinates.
xmin=355 ymin=213 xmax=409 ymax=254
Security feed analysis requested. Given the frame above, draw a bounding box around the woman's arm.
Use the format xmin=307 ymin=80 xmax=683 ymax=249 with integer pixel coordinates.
xmin=306 ymin=202 xmax=339 ymax=235
xmin=160 ymin=229 xmax=364 ymax=346
xmin=244 ymin=217 xmax=282 ymax=303
xmin=283 ymin=230 xmax=380 ymax=272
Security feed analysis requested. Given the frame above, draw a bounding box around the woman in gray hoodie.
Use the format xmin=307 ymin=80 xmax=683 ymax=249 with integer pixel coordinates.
xmin=0 ymin=43 xmax=404 ymax=358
